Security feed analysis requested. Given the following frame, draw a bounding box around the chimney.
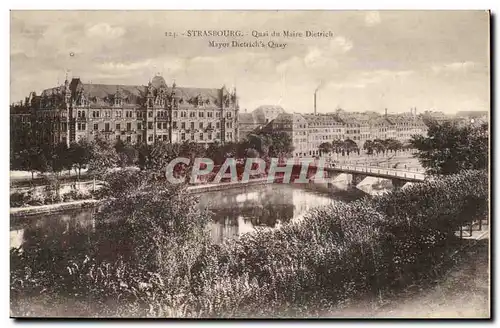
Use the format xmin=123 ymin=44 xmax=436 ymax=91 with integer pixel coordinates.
xmin=414 ymin=107 xmax=417 ymax=116
xmin=314 ymin=91 xmax=317 ymax=115
xmin=384 ymin=108 xmax=388 ymax=116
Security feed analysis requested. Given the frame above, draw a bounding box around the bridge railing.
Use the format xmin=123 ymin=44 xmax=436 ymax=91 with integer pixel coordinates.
xmin=331 ymin=165 xmax=426 ymax=181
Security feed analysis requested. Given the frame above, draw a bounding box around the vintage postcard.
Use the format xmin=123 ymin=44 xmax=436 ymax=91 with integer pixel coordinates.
xmin=10 ymin=10 xmax=490 ymax=318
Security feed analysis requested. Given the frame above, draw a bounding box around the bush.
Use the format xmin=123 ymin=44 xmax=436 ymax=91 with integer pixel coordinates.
xmin=10 ymin=191 xmax=28 ymax=207
xmin=62 ymin=189 xmax=92 ymax=202
xmin=187 ymin=170 xmax=488 ymax=316
xmin=11 ymin=170 xmax=488 ymax=317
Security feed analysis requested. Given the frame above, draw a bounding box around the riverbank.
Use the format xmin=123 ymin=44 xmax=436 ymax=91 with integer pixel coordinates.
xmin=10 ymin=199 xmax=98 ymax=218
xmin=10 ymin=177 xmax=273 ymax=217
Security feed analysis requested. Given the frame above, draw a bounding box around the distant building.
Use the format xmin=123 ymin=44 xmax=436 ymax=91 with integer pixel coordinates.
xmin=267 ymin=113 xmax=309 ymax=157
xmin=265 ymin=108 xmax=429 ymax=158
xmin=11 ymin=75 xmax=239 ymax=147
xmin=238 ymin=105 xmax=285 ymax=140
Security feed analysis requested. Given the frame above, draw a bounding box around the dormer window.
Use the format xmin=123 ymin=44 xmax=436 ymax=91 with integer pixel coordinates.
xmin=197 ymin=95 xmax=203 ymax=107
xmin=115 ymin=96 xmax=122 ymax=107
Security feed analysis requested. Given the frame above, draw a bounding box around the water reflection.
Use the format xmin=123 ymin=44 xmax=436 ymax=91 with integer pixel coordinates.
xmin=11 ymin=184 xmax=367 ymax=255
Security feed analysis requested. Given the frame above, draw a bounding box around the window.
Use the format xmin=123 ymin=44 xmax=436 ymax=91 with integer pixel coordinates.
xmin=127 ymin=123 xmax=132 ymax=131
xmin=82 ymin=111 xmax=86 ymax=118
xmin=181 ymin=133 xmax=186 ymax=141
xmin=216 ymin=112 xmax=220 ymax=118
xmin=191 ymin=133 xmax=195 ymax=141
xmin=207 ymin=111 xmax=213 ymax=118
xmin=181 ymin=111 xmax=186 ymax=118
xmin=199 ymin=111 xmax=204 ymax=118
xmin=116 ymin=123 xmax=121 ymax=130
xmin=105 ymin=123 xmax=110 ymax=131
xmin=216 ymin=122 xmax=220 ymax=129
xmin=208 ymin=122 xmax=213 ymax=129
xmin=105 ymin=111 xmax=111 ymax=118
xmin=208 ymin=133 xmax=212 ymax=140
xmin=148 ymin=111 xmax=153 ymax=118
xmin=190 ymin=122 xmax=195 ymax=130
xmin=216 ymin=132 xmax=220 ymax=139
xmin=137 ymin=135 xmax=142 ymax=143
xmin=163 ymin=135 xmax=168 ymax=141
xmin=116 ymin=135 xmax=120 ymax=141
xmin=148 ymin=135 xmax=153 ymax=142
xmin=163 ymin=123 xmax=168 ymax=129
xmin=227 ymin=112 xmax=232 ymax=118
xmin=77 ymin=111 xmax=82 ymax=118
xmin=93 ymin=124 xmax=98 ymax=131
xmin=199 ymin=122 xmax=203 ymax=129
xmin=148 ymin=122 xmax=153 ymax=129
xmin=126 ymin=136 xmax=131 ymax=142
xmin=173 ymin=112 xmax=178 ymax=118
xmin=137 ymin=122 xmax=142 ymax=130
xmin=181 ymin=122 xmax=186 ymax=129
xmin=116 ymin=111 xmax=122 ymax=118
xmin=157 ymin=122 xmax=162 ymax=129
xmin=199 ymin=133 xmax=204 ymax=140
xmin=190 ymin=111 xmax=196 ymax=118
xmin=173 ymin=122 xmax=177 ymax=129
xmin=77 ymin=123 xmax=86 ymax=131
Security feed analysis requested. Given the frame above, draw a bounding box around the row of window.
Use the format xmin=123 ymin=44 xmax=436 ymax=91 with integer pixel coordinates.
xmin=75 ymin=109 xmax=234 ymax=120
xmin=76 ymin=121 xmax=236 ymax=132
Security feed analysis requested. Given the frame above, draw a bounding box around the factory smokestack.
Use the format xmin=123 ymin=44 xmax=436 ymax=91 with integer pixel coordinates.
xmin=314 ymin=90 xmax=317 ymax=115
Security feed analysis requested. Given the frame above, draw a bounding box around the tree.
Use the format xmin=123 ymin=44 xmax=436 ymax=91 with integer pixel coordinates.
xmin=245 ymin=130 xmax=293 ymax=159
xmin=95 ymin=170 xmax=211 ymax=275
xmin=363 ymin=140 xmax=374 ymax=156
xmin=50 ymin=143 xmax=71 ymax=177
xmin=18 ymin=146 xmax=49 ymax=180
xmin=342 ymin=139 xmax=358 ymax=157
xmin=410 ymin=121 xmax=488 ymax=175
xmin=114 ymin=139 xmax=138 ymax=168
xmin=372 ymin=139 xmax=387 ymax=156
xmin=70 ymin=139 xmax=92 ymax=179
xmin=385 ymin=139 xmax=403 ymax=154
xmin=88 ymin=137 xmax=119 ymax=180
xmin=331 ymin=140 xmax=343 ymax=159
xmin=318 ymin=142 xmax=332 ymax=157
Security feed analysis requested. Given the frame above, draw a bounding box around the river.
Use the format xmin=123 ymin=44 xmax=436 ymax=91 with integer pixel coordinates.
xmin=10 ymin=183 xmax=367 ymax=258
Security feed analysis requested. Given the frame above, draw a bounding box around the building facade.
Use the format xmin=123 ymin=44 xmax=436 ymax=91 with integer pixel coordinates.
xmin=265 ymin=109 xmax=430 ymax=158
xmin=11 ymin=75 xmax=239 ymax=147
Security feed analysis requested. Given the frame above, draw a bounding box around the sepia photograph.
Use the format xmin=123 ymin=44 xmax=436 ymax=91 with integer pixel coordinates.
xmin=9 ymin=10 xmax=490 ymax=318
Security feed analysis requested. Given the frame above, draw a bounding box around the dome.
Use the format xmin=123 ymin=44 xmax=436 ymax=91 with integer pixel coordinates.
xmin=151 ymin=75 xmax=167 ymax=89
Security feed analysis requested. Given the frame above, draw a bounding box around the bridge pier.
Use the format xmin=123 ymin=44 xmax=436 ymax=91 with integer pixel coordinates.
xmin=350 ymin=173 xmax=367 ymax=186
xmin=392 ymin=178 xmax=406 ymax=189
xmin=324 ymin=171 xmax=341 ymax=180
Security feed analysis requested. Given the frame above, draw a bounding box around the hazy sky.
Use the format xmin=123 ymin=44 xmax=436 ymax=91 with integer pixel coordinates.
xmin=10 ymin=10 xmax=490 ymax=114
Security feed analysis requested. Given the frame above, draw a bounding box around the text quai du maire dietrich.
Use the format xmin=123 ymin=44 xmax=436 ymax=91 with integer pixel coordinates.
xmin=164 ymin=30 xmax=336 ymax=49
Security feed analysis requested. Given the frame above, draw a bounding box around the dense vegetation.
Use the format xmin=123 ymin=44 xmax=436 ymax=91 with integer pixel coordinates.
xmin=10 ymin=129 xmax=294 ymax=180
xmin=11 ymin=169 xmax=488 ymax=317
xmin=410 ymin=122 xmax=488 ymax=174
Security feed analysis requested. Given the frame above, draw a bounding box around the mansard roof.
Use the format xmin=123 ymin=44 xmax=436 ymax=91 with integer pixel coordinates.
xmin=39 ymin=76 xmax=227 ymax=108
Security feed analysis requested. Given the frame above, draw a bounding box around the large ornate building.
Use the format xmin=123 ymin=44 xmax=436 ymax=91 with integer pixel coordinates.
xmin=11 ymin=75 xmax=239 ymax=147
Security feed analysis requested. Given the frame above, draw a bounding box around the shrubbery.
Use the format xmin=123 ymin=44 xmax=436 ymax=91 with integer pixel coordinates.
xmin=10 ymin=170 xmax=488 ymax=317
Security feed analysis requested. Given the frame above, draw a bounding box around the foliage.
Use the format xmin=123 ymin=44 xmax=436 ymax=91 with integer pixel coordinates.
xmin=410 ymin=121 xmax=488 ymax=174
xmin=87 ymin=137 xmax=119 ymax=178
xmin=318 ymin=142 xmax=332 ymax=156
xmin=246 ymin=130 xmax=294 ymax=159
xmin=69 ymin=139 xmax=92 ymax=178
xmin=114 ymin=139 xmax=139 ymax=168
xmin=11 ymin=169 xmax=488 ymax=317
